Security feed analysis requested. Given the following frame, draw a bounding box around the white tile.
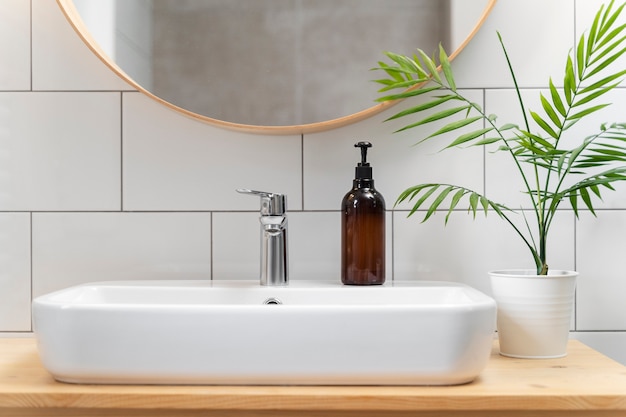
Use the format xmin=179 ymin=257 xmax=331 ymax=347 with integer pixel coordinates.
xmin=452 ymin=0 xmax=574 ymax=89
xmin=32 ymin=0 xmax=131 ymax=91
xmin=0 ymin=213 xmax=31 ymax=331
xmin=290 ymin=211 xmax=392 ymax=282
xmin=575 ymin=1 xmax=618 ymax=30
xmin=575 ymin=0 xmax=626 ymax=88
xmin=565 ymin=88 xmax=626 ymax=210
xmin=0 ymin=0 xmax=30 ymax=90
xmin=571 ymin=332 xmax=626 ymax=366
xmin=0 ymin=92 xmax=120 ymax=211
xmin=393 ymin=210 xmax=575 ymax=296
xmin=212 ymin=212 xmax=339 ymax=282
xmin=577 ymin=211 xmax=626 ymax=330
xmin=304 ymin=89 xmax=485 ymax=211
xmin=564 ymin=89 xmax=626 ymax=210
xmin=289 ymin=212 xmax=342 ymax=281
xmin=32 ymin=212 xmax=211 ymax=297
xmin=212 ymin=212 xmax=259 ymax=280
xmin=484 ymin=88 xmax=557 ymax=210
xmin=213 ymin=211 xmax=391 ymax=283
xmin=484 ymin=88 xmax=626 ymax=210
xmin=122 ymin=93 xmax=302 ymax=211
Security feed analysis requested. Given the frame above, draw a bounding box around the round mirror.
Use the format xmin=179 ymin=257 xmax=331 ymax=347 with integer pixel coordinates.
xmin=57 ymin=0 xmax=496 ymax=134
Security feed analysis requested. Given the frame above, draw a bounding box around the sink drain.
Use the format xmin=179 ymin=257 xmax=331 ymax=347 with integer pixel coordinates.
xmin=263 ymin=297 xmax=282 ymax=305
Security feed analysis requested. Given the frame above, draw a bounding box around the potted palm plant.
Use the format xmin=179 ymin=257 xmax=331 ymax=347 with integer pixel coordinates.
xmin=374 ymin=1 xmax=626 ymax=358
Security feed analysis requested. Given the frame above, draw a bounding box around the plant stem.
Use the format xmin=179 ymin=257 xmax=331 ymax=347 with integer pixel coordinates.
xmin=497 ymin=32 xmax=546 ymax=274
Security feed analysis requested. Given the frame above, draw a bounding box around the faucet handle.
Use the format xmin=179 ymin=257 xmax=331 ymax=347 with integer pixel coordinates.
xmin=236 ymin=189 xmax=286 ymax=216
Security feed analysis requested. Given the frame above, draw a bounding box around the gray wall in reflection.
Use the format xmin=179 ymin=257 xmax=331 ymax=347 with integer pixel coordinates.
xmin=152 ymin=0 xmax=447 ymax=126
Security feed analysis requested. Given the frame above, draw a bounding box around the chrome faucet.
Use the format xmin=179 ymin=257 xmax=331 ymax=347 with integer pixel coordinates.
xmin=236 ymin=189 xmax=289 ymax=286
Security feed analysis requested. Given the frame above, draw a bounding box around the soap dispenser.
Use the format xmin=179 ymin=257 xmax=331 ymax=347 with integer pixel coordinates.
xmin=341 ymin=141 xmax=386 ymax=285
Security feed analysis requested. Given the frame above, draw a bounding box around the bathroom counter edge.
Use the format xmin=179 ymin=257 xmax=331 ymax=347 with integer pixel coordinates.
xmin=1 ymin=338 xmax=626 ymax=417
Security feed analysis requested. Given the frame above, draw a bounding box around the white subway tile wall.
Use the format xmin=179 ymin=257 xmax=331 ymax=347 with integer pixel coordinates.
xmin=0 ymin=213 xmax=30 ymax=331
xmin=0 ymin=92 xmax=121 ymax=211
xmin=0 ymin=0 xmax=30 ymax=90
xmin=122 ymin=93 xmax=303 ymax=211
xmin=31 ymin=0 xmax=129 ymax=90
xmin=1 ymin=0 xmax=625 ymax=365
xmin=31 ymin=212 xmax=212 ymax=297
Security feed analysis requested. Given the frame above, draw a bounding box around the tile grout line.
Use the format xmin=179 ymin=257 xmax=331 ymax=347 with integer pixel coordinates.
xmin=120 ymin=92 xmax=124 ymax=211
xmin=28 ymin=0 xmax=33 ymax=332
xmin=29 ymin=212 xmax=33 ymax=332
xmin=574 ymin=212 xmax=578 ymax=331
xmin=2 ymin=208 xmax=623 ymax=214
xmin=572 ymin=0 xmax=578 ymax=344
xmin=10 ymin=87 xmax=626 ymax=94
xmin=390 ymin=210 xmax=395 ymax=282
xmin=301 ymin=134 xmax=305 ymax=210
xmin=210 ymin=212 xmax=214 ymax=281
xmin=482 ymin=88 xmax=487 ymax=197
xmin=29 ymin=0 xmax=33 ymax=91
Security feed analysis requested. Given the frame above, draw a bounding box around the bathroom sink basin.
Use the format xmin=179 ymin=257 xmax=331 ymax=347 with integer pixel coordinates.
xmin=32 ymin=280 xmax=496 ymax=385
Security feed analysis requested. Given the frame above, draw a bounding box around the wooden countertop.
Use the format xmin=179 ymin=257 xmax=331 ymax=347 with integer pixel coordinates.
xmin=2 ymin=338 xmax=626 ymax=417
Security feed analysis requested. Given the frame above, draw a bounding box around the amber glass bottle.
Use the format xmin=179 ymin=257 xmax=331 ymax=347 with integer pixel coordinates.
xmin=341 ymin=142 xmax=385 ymax=285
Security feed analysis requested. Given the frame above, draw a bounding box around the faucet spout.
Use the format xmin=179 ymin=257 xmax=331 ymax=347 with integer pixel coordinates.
xmin=237 ymin=189 xmax=289 ymax=286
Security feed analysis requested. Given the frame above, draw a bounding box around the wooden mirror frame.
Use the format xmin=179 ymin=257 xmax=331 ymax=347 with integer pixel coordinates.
xmin=56 ymin=0 xmax=497 ymax=135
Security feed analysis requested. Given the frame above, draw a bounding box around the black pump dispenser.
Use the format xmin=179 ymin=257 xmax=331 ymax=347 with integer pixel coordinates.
xmin=354 ymin=141 xmax=373 ymax=180
xmin=341 ymin=141 xmax=386 ymax=285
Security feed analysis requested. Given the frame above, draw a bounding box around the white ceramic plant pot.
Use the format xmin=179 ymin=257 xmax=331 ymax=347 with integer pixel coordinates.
xmin=489 ymin=269 xmax=578 ymax=359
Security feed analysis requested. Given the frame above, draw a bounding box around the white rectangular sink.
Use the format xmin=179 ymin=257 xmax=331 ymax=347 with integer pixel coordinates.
xmin=32 ymin=280 xmax=496 ymax=385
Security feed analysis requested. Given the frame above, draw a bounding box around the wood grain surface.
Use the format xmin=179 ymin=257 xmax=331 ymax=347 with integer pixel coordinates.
xmin=1 ymin=338 xmax=626 ymax=416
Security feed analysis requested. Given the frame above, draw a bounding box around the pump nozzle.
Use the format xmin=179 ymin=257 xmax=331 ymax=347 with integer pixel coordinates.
xmin=355 ymin=141 xmax=372 ymax=166
xmin=353 ymin=141 xmax=374 ymax=180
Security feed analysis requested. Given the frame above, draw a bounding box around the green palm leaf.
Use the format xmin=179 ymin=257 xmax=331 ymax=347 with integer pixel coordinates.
xmin=374 ymin=0 xmax=626 ymax=274
xmin=375 ymin=86 xmax=441 ymax=102
xmin=540 ymin=93 xmax=563 ymax=128
xmin=390 ymin=106 xmax=470 ymax=133
xmin=417 ymin=49 xmax=441 ymax=83
xmin=384 ymin=95 xmax=457 ymax=120
xmin=439 ymin=44 xmax=456 ymax=92
xmin=549 ymin=78 xmax=567 ymax=117
xmin=426 ymin=116 xmax=483 ymax=140
xmin=445 ymin=128 xmax=495 ymax=149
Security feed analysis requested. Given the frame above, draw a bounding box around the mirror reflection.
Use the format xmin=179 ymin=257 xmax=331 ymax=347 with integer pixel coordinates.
xmin=71 ymin=0 xmax=493 ymax=128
